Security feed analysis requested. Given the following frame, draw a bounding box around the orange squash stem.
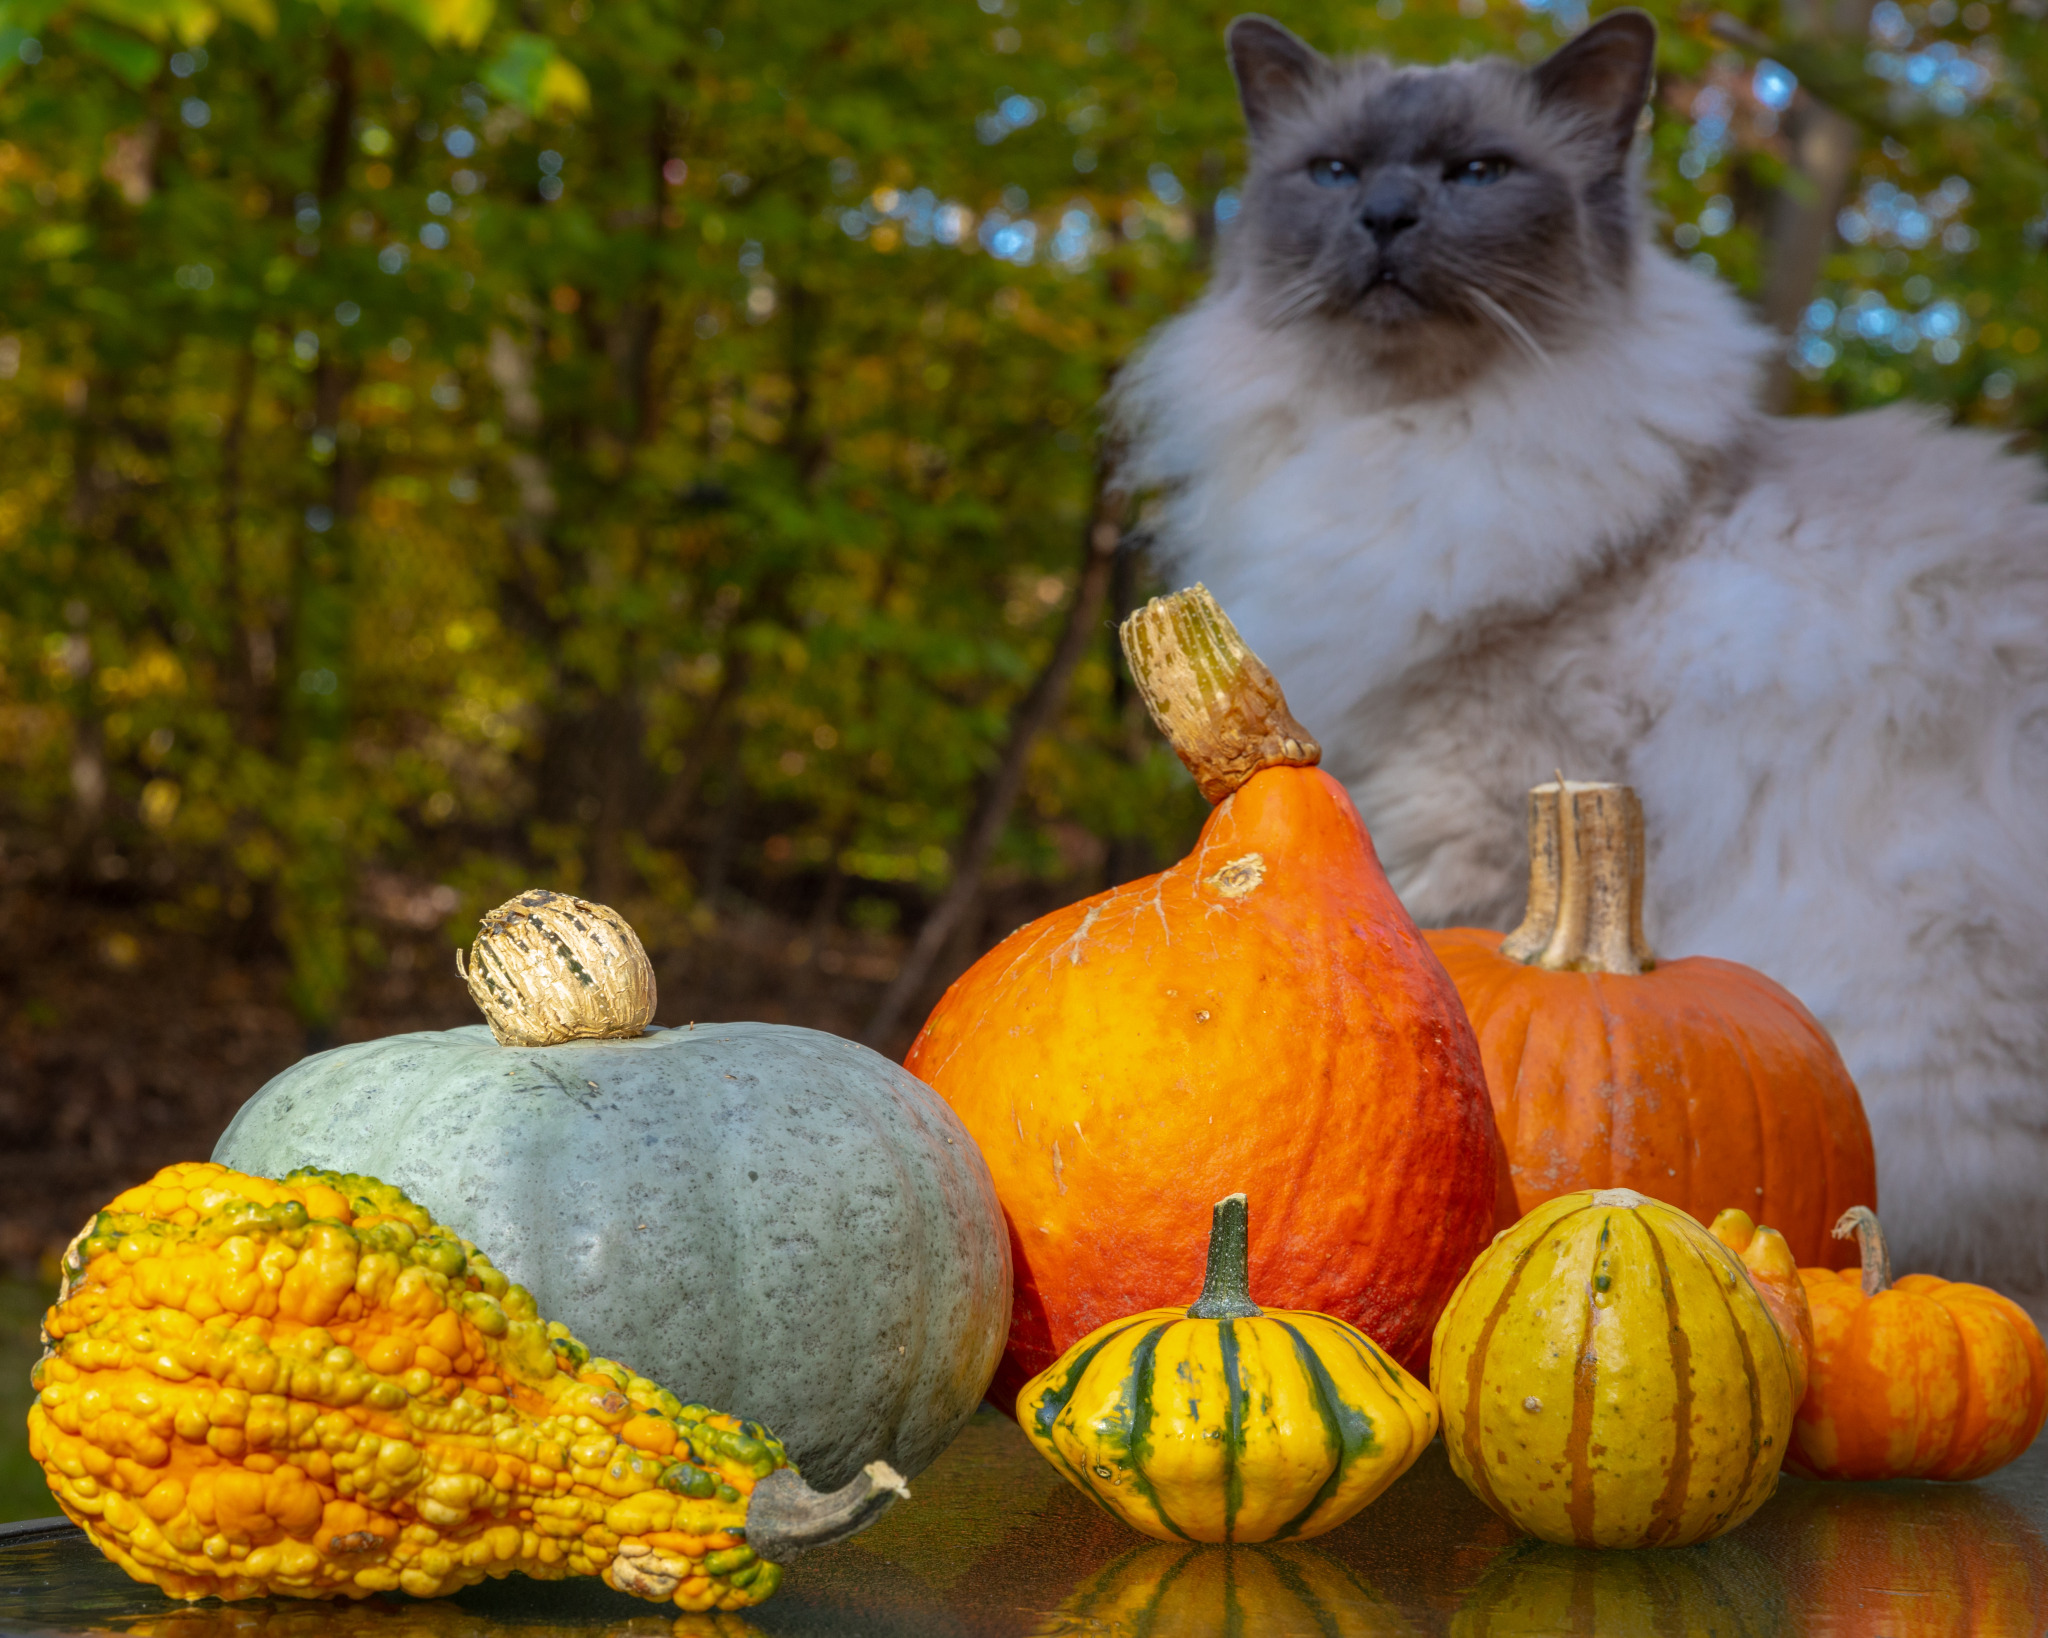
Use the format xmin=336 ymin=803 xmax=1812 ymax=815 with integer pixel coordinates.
xmin=1498 ymin=778 xmax=1653 ymax=974
xmin=1833 ymin=1205 xmax=1893 ymax=1296
xmin=1120 ymin=584 xmax=1321 ymax=801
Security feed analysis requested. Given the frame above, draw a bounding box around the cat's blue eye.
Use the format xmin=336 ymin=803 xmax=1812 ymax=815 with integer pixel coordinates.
xmin=1449 ymin=157 xmax=1512 ymax=186
xmin=1308 ymin=158 xmax=1358 ymax=188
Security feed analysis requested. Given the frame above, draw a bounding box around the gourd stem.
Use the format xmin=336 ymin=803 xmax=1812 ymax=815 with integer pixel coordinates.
xmin=1499 ymin=779 xmax=1655 ymax=974
xmin=1832 ymin=1206 xmax=1892 ymax=1297
xmin=744 ymin=1461 xmax=910 ymax=1562
xmin=1119 ymin=586 xmax=1320 ymax=805
xmin=457 ymin=889 xmax=657 ymax=1047
xmin=1187 ymin=1193 xmax=1264 ymax=1319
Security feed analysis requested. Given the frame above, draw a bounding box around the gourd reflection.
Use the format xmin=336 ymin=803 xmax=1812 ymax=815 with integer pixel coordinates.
xmin=120 ymin=1605 xmax=760 ymax=1638
xmin=1450 ymin=1536 xmax=1784 ymax=1637
xmin=1770 ymin=1477 xmax=2048 ymax=1637
xmin=1037 ymin=1541 xmax=1412 ymax=1637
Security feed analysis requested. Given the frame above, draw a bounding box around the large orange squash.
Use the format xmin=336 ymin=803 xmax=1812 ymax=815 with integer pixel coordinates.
xmin=906 ymin=587 xmax=1502 ymax=1398
xmin=1791 ymin=1206 xmax=2048 ymax=1481
xmin=1425 ymin=779 xmax=1875 ymax=1269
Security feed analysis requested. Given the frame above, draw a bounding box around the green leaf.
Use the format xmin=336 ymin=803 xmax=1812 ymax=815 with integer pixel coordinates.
xmin=0 ymin=0 xmax=66 ymax=32
xmin=26 ymin=222 xmax=91 ymax=258
xmin=78 ymin=0 xmax=214 ymax=45
xmin=482 ymin=30 xmax=587 ymax=117
xmin=65 ymin=17 xmax=160 ymax=83
xmin=377 ymin=0 xmax=491 ymax=49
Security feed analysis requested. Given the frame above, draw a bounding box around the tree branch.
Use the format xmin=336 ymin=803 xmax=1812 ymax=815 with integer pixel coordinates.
xmin=864 ymin=484 xmax=1126 ymax=1050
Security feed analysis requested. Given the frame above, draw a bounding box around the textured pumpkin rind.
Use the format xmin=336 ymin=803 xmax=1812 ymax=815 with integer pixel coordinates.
xmin=909 ymin=768 xmax=1502 ymax=1395
xmin=213 ymin=1021 xmax=1010 ymax=1490
xmin=1430 ymin=1191 xmax=1795 ymax=1549
xmin=1426 ymin=928 xmax=1876 ymax=1271
xmin=1790 ymin=1267 xmax=2048 ymax=1481
xmin=1017 ymin=1301 xmax=1437 ymax=1544
xmin=28 ymin=1163 xmax=796 ymax=1610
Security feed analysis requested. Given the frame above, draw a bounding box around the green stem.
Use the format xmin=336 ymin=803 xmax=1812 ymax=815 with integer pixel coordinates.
xmin=1187 ymin=1193 xmax=1263 ymax=1319
xmin=1832 ymin=1206 xmax=1892 ymax=1297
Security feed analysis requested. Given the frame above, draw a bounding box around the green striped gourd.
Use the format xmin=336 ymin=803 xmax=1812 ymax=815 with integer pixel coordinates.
xmin=1430 ymin=1188 xmax=1795 ymax=1548
xmin=1016 ymin=1194 xmax=1438 ymax=1544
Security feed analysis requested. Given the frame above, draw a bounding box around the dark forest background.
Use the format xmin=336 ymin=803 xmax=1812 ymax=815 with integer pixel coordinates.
xmin=1 ymin=0 xmax=2043 ymax=1310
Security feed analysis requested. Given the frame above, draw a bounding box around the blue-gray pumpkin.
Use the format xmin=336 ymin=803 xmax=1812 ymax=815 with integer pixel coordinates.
xmin=212 ymin=897 xmax=1011 ymax=1491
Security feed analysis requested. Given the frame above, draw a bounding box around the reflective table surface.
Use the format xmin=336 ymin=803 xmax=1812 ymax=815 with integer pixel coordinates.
xmin=4 ymin=1408 xmax=2045 ymax=1636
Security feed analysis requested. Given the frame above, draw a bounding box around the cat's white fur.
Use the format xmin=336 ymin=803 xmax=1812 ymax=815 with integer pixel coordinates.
xmin=1118 ymin=245 xmax=2048 ymax=1295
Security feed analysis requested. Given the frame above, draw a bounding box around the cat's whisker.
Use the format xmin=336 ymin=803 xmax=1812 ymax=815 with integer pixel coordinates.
xmin=1434 ymin=252 xmax=1573 ymax=320
xmin=1463 ymin=287 xmax=1554 ymax=374
xmin=1266 ymin=279 xmax=1335 ymax=328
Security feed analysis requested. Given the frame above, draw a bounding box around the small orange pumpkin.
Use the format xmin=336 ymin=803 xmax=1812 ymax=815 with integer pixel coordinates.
xmin=1791 ymin=1206 xmax=2048 ymax=1481
xmin=1425 ymin=779 xmax=1877 ymax=1269
xmin=907 ymin=586 xmax=1504 ymax=1398
xmin=1708 ymin=1207 xmax=1814 ymax=1405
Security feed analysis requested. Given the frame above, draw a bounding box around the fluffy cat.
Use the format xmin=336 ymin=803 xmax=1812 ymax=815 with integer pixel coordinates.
xmin=1114 ymin=9 xmax=2048 ymax=1299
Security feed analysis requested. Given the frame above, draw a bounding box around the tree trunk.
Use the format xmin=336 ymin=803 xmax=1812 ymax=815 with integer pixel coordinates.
xmin=1754 ymin=0 xmax=1876 ymax=408
xmin=864 ymin=486 xmax=1126 ymax=1051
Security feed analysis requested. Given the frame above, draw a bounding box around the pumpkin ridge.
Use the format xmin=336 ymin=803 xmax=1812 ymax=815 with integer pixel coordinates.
xmin=1029 ymin=1317 xmax=1155 ymax=1438
xmin=1122 ymin=1322 xmax=1192 ymax=1541
xmin=1585 ymin=976 xmax=1628 ymax=1201
xmin=1501 ymin=984 xmax=1540 ymax=1168
xmin=1034 ymin=1317 xmax=1167 ymax=1510
xmin=1933 ymin=1283 xmax=2048 ymax=1476
xmin=1218 ymin=1319 xmax=1247 ymax=1542
xmin=1639 ymin=1221 xmax=1695 ymax=1546
xmin=1928 ymin=1289 xmax=1982 ymax=1474
xmin=1271 ymin=1322 xmax=1361 ymax=1541
xmin=1564 ymin=1216 xmax=1610 ymax=1547
xmin=1701 ymin=1228 xmax=1769 ymax=1526
xmin=1460 ymin=1212 xmax=1569 ymax=1522
xmin=1323 ymin=1318 xmax=1407 ymax=1406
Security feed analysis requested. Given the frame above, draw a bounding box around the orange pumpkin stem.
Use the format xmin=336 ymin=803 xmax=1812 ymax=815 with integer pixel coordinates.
xmin=1119 ymin=585 xmax=1321 ymax=804
xmin=1498 ymin=779 xmax=1655 ymax=975
xmin=1832 ymin=1205 xmax=1893 ymax=1296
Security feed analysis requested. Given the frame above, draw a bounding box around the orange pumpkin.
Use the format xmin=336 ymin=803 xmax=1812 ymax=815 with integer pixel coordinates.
xmin=1708 ymin=1207 xmax=1814 ymax=1405
xmin=1425 ymin=779 xmax=1876 ymax=1269
xmin=1791 ymin=1206 xmax=2048 ymax=1481
xmin=906 ymin=586 xmax=1503 ymax=1398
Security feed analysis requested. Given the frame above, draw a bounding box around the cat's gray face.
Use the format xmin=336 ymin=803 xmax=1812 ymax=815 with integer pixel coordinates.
xmin=1224 ymin=11 xmax=1657 ymax=392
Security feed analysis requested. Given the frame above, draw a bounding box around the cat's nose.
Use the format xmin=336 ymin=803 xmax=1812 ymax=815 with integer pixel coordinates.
xmin=1359 ymin=175 xmax=1423 ymax=245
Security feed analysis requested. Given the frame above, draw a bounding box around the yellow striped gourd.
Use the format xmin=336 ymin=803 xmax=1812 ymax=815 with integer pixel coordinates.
xmin=1016 ymin=1194 xmax=1438 ymax=1544
xmin=1430 ymin=1188 xmax=1795 ymax=1548
xmin=1047 ymin=1540 xmax=1409 ymax=1636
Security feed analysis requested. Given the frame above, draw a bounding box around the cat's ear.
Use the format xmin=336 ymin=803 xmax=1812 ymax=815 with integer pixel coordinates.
xmin=1226 ymin=15 xmax=1329 ymax=138
xmin=1532 ymin=9 xmax=1657 ymax=158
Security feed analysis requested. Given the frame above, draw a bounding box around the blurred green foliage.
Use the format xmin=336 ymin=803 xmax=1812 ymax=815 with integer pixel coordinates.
xmin=0 ymin=0 xmax=2041 ymax=1033
xmin=0 ymin=1279 xmax=56 ymax=1522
